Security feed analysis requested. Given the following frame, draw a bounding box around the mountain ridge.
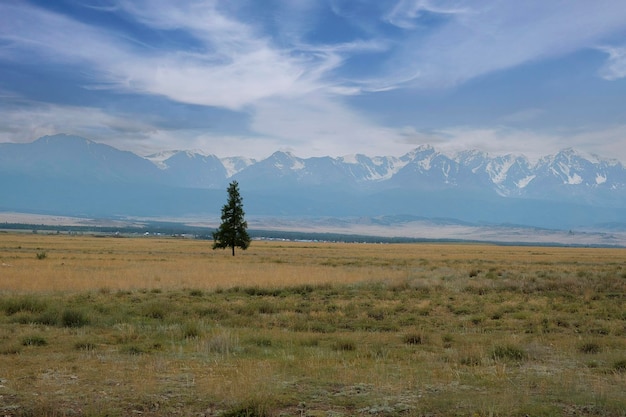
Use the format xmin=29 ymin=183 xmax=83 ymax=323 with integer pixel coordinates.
xmin=1 ymin=134 xmax=625 ymax=230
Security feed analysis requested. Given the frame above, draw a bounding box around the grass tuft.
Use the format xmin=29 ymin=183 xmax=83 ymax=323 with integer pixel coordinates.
xmin=578 ymin=342 xmax=601 ymax=354
xmin=203 ymin=330 xmax=239 ymax=355
xmin=3 ymin=295 xmax=47 ymax=315
xmin=492 ymin=344 xmax=527 ymax=362
xmin=182 ymin=321 xmax=202 ymax=339
xmin=34 ymin=310 xmax=60 ymax=326
xmin=142 ymin=300 xmax=168 ymax=319
xmin=333 ymin=339 xmax=357 ymax=351
xmin=74 ymin=341 xmax=97 ymax=351
xmin=613 ymin=359 xmax=626 ymax=373
xmin=120 ymin=345 xmax=146 ymax=355
xmin=222 ymin=398 xmax=274 ymax=417
xmin=61 ymin=309 xmax=90 ymax=327
xmin=403 ymin=332 xmax=426 ymax=345
xmin=22 ymin=335 xmax=47 ymax=346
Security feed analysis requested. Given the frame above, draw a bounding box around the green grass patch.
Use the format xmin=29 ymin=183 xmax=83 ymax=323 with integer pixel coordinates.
xmin=491 ymin=344 xmax=527 ymax=362
xmin=2 ymin=295 xmax=47 ymax=315
xmin=61 ymin=308 xmax=90 ymax=327
xmin=22 ymin=335 xmax=47 ymax=346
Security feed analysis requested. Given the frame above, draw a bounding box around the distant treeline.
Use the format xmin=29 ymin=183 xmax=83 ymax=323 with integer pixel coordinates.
xmin=0 ymin=222 xmax=205 ymax=236
xmin=245 ymin=229 xmax=433 ymax=244
xmin=1 ymin=221 xmax=436 ymax=243
xmin=2 ymin=222 xmax=618 ymax=247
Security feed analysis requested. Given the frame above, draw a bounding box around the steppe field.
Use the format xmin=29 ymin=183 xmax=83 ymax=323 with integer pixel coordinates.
xmin=0 ymin=232 xmax=625 ymax=417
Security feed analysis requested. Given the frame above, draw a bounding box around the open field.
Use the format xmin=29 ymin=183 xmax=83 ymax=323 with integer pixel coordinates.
xmin=3 ymin=211 xmax=626 ymax=246
xmin=0 ymin=233 xmax=625 ymax=416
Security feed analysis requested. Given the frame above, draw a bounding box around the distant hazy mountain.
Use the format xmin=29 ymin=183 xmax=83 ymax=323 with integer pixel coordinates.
xmin=146 ymin=150 xmax=228 ymax=189
xmin=1 ymin=134 xmax=624 ymax=229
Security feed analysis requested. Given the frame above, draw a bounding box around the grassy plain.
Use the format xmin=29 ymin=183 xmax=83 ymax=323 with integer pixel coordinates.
xmin=0 ymin=232 xmax=625 ymax=416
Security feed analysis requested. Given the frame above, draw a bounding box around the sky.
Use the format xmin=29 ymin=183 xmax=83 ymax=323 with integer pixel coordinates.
xmin=1 ymin=0 xmax=626 ymax=161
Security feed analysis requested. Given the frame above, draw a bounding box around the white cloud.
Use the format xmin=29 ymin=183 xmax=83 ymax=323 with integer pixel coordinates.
xmin=413 ymin=125 xmax=626 ymax=163
xmin=562 ymin=125 xmax=626 ymax=163
xmin=250 ymin=93 xmax=416 ymax=157
xmin=2 ymin=101 xmax=626 ymax=163
xmin=0 ymin=1 xmax=341 ymax=110
xmin=113 ymin=49 xmax=310 ymax=109
xmin=385 ymin=1 xmax=626 ymax=88
xmin=0 ymin=4 xmax=122 ymax=66
xmin=0 ymin=101 xmax=272 ymax=157
xmin=598 ymin=45 xmax=626 ymax=80
xmin=384 ymin=0 xmax=469 ymax=29
xmin=431 ymin=127 xmax=559 ymax=160
xmin=0 ymin=103 xmax=158 ymax=149
xmin=3 ymin=1 xmax=625 ymax=101
xmin=1 ymin=1 xmax=626 ymax=163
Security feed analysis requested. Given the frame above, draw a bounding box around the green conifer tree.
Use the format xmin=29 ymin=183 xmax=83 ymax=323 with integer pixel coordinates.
xmin=212 ymin=181 xmax=250 ymax=256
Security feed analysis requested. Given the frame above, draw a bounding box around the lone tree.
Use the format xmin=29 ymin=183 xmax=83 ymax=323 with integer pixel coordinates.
xmin=213 ymin=181 xmax=250 ymax=256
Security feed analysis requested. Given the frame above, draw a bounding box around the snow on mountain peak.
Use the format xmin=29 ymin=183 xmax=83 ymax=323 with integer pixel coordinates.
xmin=221 ymin=156 xmax=256 ymax=177
xmin=517 ymin=175 xmax=536 ymax=189
xmin=567 ymin=173 xmax=583 ymax=185
xmin=3 ymin=137 xmax=626 ymax=224
xmin=486 ymin=155 xmax=516 ymax=185
xmin=339 ymin=154 xmax=359 ymax=164
xmin=145 ymin=150 xmax=180 ymax=169
xmin=137 ymin=145 xmax=622 ymax=196
xmin=144 ymin=150 xmax=210 ymax=170
xmin=454 ymin=149 xmax=488 ymax=163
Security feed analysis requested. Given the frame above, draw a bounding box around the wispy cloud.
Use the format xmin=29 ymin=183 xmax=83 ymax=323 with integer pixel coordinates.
xmin=1 ymin=1 xmax=626 ymax=162
xmin=413 ymin=125 xmax=626 ymax=163
xmin=250 ymin=93 xmax=412 ymax=157
xmin=0 ymin=1 xmax=341 ymax=109
xmin=598 ymin=45 xmax=626 ymax=80
xmin=432 ymin=127 xmax=561 ymax=160
xmin=2 ymin=1 xmax=625 ymax=103
xmin=0 ymin=102 xmax=158 ymax=148
xmin=384 ymin=1 xmax=626 ymax=88
xmin=0 ymin=3 xmax=120 ymax=66
xmin=384 ymin=0 xmax=469 ymax=30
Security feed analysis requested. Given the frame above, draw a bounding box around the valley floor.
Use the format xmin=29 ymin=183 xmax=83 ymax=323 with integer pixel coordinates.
xmin=2 ymin=211 xmax=626 ymax=246
xmin=0 ymin=235 xmax=624 ymax=416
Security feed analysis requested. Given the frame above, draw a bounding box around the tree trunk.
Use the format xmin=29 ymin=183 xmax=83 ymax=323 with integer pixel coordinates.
xmin=231 ymin=245 xmax=235 ymax=256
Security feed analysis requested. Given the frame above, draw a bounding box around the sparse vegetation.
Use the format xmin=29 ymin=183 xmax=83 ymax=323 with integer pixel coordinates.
xmin=614 ymin=359 xmax=626 ymax=373
xmin=0 ymin=233 xmax=624 ymax=416
xmin=21 ymin=335 xmax=47 ymax=346
xmin=491 ymin=344 xmax=527 ymax=362
xmin=2 ymin=295 xmax=47 ymax=315
xmin=579 ymin=341 xmax=602 ymax=354
xmin=61 ymin=308 xmax=89 ymax=327
xmin=402 ymin=331 xmax=426 ymax=345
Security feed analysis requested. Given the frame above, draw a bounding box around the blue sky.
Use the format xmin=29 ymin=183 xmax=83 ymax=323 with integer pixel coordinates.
xmin=1 ymin=0 xmax=626 ymax=161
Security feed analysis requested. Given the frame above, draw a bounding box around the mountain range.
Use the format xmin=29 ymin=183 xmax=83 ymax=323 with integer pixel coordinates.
xmin=1 ymin=134 xmax=625 ymax=230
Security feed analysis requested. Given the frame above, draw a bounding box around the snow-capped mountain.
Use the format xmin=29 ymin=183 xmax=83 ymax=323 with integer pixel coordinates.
xmin=146 ymin=150 xmax=227 ymax=189
xmin=1 ymin=134 xmax=625 ymax=229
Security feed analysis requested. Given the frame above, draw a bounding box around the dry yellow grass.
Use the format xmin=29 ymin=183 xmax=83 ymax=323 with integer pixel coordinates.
xmin=1 ymin=234 xmax=404 ymax=292
xmin=2 ymin=232 xmax=623 ymax=293
xmin=0 ymin=232 xmax=625 ymax=416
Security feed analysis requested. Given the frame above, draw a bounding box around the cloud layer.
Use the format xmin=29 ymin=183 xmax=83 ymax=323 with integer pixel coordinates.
xmin=0 ymin=0 xmax=625 ymax=160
